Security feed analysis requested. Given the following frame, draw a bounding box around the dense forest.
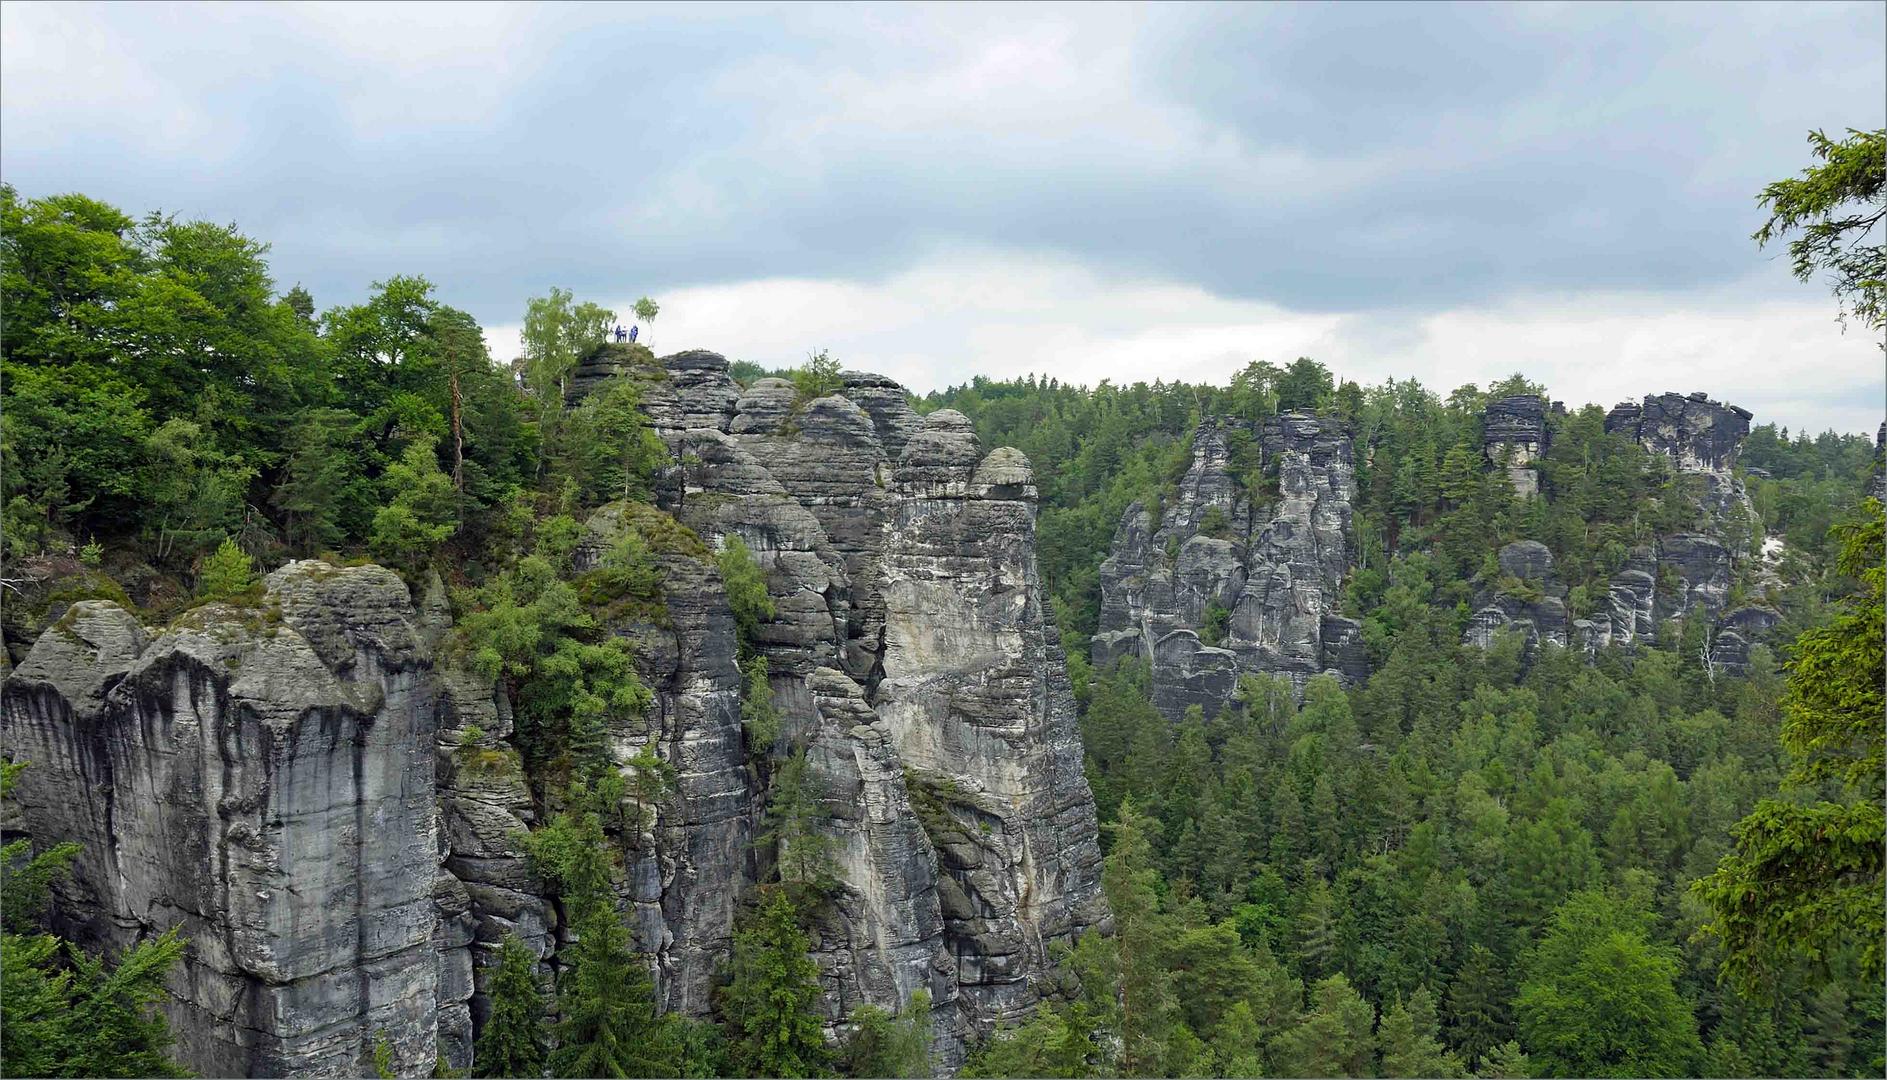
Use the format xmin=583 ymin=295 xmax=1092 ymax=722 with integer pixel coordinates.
xmin=922 ymin=367 xmax=1882 ymax=1078
xmin=2 ymin=125 xmax=1883 ymax=1080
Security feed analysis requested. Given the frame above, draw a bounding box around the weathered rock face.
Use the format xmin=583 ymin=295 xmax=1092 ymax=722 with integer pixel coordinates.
xmin=1463 ymin=541 xmax=1570 ymax=651
xmin=1095 ymin=412 xmax=1363 ymax=720
xmin=1608 ymin=391 xmax=1755 ymax=525
xmin=573 ymin=510 xmax=763 ymax=1020
xmin=1483 ymin=395 xmax=1549 ymax=497
xmin=3 ymin=351 xmax=1106 ymax=1077
xmin=878 ymin=422 xmax=1108 ymax=1035
xmin=2 ymin=565 xmax=454 ymax=1078
xmin=1707 ymin=605 xmax=1782 ymax=676
xmin=617 ymin=358 xmax=1107 ymax=1054
xmin=798 ymin=668 xmax=964 ymax=1067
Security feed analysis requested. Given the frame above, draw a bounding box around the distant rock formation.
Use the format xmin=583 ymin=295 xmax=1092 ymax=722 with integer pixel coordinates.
xmin=1482 ymin=395 xmax=1550 ymax=497
xmin=1094 ymin=412 xmax=1365 ymax=721
xmin=1607 ymin=391 xmax=1755 ymax=524
xmin=1463 ymin=541 xmax=1570 ymax=651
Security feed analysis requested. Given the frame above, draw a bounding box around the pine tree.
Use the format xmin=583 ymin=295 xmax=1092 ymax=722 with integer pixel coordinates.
xmin=763 ymin=749 xmax=837 ymax=895
xmin=525 ymin=801 xmax=673 ymax=1079
xmin=1269 ymin=973 xmax=1376 ymax=1078
xmin=196 ymin=536 xmax=255 ymax=601
xmin=720 ymin=887 xmax=830 ymax=1078
xmin=1445 ymin=944 xmax=1511 ymax=1068
xmin=475 ymin=934 xmax=547 ymax=1079
xmin=1105 ymin=802 xmax=1179 ymax=1076
xmin=1475 ymin=1040 xmax=1533 ymax=1079
xmin=1378 ymin=987 xmax=1464 ymax=1078
xmin=369 ymin=436 xmax=460 ymax=567
xmin=1293 ymin=870 xmax=1338 ymax=980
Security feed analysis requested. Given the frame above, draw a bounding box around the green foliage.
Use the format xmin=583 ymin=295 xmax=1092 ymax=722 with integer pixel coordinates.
xmin=963 ymin=999 xmax=1107 ymax=1078
xmin=790 ymin=350 xmax=844 ymax=404
xmin=1199 ymin=600 xmax=1231 ymax=647
xmin=369 ymin=437 xmax=459 ymax=568
xmin=521 ymin=288 xmax=614 ymax=419
xmin=1 ymin=927 xmax=191 ymax=1079
xmin=633 ymin=297 xmax=659 ymax=346
xmin=838 ymin=990 xmax=933 ymax=1079
xmin=525 ymin=795 xmax=677 ymax=1079
xmin=720 ymin=888 xmax=831 ymax=1078
xmin=556 ymin=378 xmax=666 ymax=508
xmin=373 ymin=1031 xmax=396 ymax=1079
xmin=1277 ymin=356 xmax=1335 ymax=413
xmin=762 ymin=749 xmax=837 ymax=896
xmin=1378 ymin=987 xmax=1465 ymax=1077
xmin=195 ymin=537 xmax=255 ymax=602
xmin=1694 ymin=502 xmax=1884 ymax=996
xmin=1270 ymin=973 xmax=1375 ymax=1078
xmin=1476 ymin=1041 xmax=1534 ymax=1079
xmin=1515 ymin=890 xmax=1702 ymax=1077
xmin=0 ymin=762 xmax=191 ymax=1079
xmin=717 ymin=536 xmax=775 ymax=651
xmin=474 ymin=934 xmax=547 ymax=1079
xmin=455 ymin=523 xmax=658 ymax=779
xmin=740 ymin=655 xmax=782 ymax=752
xmin=0 ymin=762 xmax=84 ymax=934
xmin=1752 ymin=128 xmax=1886 ymax=334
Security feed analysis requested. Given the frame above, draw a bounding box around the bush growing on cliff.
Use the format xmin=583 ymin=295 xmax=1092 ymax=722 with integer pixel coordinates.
xmin=194 ymin=537 xmax=255 ymax=602
xmin=839 ymin=990 xmax=934 ymax=1079
xmin=790 ymin=350 xmax=843 ymax=404
xmin=717 ymin=536 xmax=774 ymax=651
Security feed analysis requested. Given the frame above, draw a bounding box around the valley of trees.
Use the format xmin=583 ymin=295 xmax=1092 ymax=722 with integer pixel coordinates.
xmin=1 ymin=127 xmax=1882 ymax=1079
xmin=917 ymin=360 xmax=1882 ymax=1078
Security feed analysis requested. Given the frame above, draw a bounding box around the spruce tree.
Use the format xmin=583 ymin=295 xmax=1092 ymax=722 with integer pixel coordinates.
xmin=720 ymin=887 xmax=830 ymax=1078
xmin=475 ymin=934 xmax=547 ymax=1079
xmin=1378 ymin=987 xmax=1464 ymax=1078
xmin=1445 ymin=944 xmax=1511 ymax=1068
xmin=525 ymin=801 xmax=673 ymax=1079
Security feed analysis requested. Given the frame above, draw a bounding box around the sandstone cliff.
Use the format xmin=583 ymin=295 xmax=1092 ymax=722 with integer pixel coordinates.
xmin=2 ymin=347 xmax=1107 ymax=1077
xmin=1093 ymin=412 xmax=1366 ymax=721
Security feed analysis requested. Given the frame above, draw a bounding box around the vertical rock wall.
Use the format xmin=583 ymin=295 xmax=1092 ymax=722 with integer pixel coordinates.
xmin=1482 ymin=395 xmax=1549 ymax=498
xmin=2 ymin=565 xmax=454 ymax=1078
xmin=3 ymin=345 xmax=1107 ymax=1076
xmin=1094 ymin=411 xmax=1365 ymax=722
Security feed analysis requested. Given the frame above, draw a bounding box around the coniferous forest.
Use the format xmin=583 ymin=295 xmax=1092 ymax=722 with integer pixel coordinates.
xmin=1 ymin=123 xmax=1883 ymax=1080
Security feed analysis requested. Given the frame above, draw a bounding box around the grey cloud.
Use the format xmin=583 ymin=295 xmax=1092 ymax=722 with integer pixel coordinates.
xmin=1 ymin=1 xmax=1881 ymax=334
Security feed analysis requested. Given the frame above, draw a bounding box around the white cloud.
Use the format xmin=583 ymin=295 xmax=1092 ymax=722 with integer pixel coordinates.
xmin=485 ymin=246 xmax=1884 ymax=436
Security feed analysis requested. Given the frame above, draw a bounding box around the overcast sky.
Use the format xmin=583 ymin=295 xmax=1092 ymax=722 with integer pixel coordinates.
xmin=4 ymin=1 xmax=1883 ymax=433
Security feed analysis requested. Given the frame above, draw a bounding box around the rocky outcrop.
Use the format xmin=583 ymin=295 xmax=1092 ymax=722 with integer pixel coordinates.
xmin=1607 ymin=391 xmax=1755 ymax=525
xmin=1463 ymin=541 xmax=1570 ymax=651
xmin=4 ymin=350 xmax=1106 ymax=1077
xmin=1483 ymin=395 xmax=1549 ymax=497
xmin=1095 ymin=412 xmax=1363 ymax=720
xmin=2 ymin=565 xmax=453 ymax=1078
xmin=613 ymin=357 xmax=1107 ymax=1053
xmin=1559 ymin=392 xmax=1765 ymax=657
xmin=878 ymin=424 xmax=1108 ymax=1035
xmin=1707 ymin=605 xmax=1782 ymax=676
